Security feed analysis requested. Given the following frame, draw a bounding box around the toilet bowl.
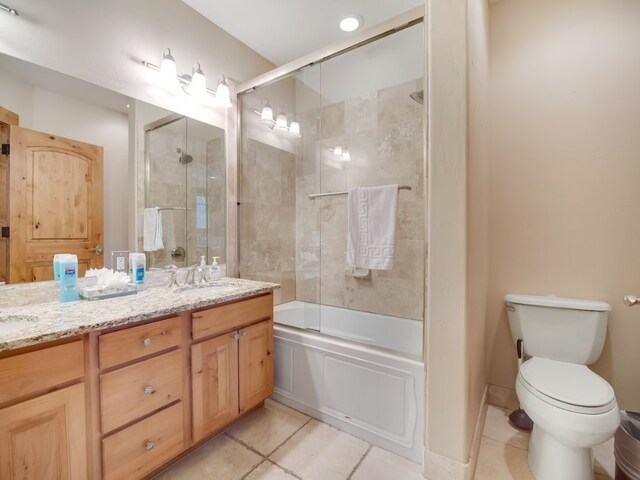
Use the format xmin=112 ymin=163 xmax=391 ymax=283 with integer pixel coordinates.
xmin=515 ymin=357 xmax=619 ymax=480
xmin=505 ymin=294 xmax=620 ymax=480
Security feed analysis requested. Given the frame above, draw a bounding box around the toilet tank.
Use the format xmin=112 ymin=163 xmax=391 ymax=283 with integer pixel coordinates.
xmin=504 ymin=294 xmax=611 ymax=365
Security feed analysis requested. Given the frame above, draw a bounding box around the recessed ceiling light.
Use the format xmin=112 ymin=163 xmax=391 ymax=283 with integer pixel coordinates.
xmin=339 ymin=14 xmax=363 ymax=32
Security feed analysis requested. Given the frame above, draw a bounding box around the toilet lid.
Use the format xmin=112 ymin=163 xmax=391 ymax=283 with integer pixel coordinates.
xmin=519 ymin=358 xmax=615 ymax=411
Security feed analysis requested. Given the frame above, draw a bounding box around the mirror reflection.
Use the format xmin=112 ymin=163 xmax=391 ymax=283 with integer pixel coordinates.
xmin=0 ymin=52 xmax=226 ymax=284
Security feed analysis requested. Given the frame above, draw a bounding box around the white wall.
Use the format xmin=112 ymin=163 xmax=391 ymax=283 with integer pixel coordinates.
xmin=0 ymin=70 xmax=129 ymax=260
xmin=487 ymin=0 xmax=640 ymax=411
xmin=0 ymin=0 xmax=274 ymax=128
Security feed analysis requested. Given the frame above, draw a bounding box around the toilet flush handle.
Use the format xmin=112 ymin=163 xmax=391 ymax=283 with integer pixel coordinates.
xmin=623 ymin=295 xmax=640 ymax=306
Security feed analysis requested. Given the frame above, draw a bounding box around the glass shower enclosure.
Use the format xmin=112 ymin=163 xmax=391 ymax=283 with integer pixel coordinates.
xmin=238 ymin=21 xmax=425 ymax=350
xmin=145 ymin=115 xmax=226 ymax=269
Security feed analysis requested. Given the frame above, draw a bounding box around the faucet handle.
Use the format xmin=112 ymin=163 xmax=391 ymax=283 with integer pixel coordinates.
xmin=623 ymin=295 xmax=639 ymax=306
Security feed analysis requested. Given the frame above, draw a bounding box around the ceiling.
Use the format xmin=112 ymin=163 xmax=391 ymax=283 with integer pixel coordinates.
xmin=182 ymin=0 xmax=424 ymax=66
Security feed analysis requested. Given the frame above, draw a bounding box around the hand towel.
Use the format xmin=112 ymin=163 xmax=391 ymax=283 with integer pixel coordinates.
xmin=143 ymin=207 xmax=164 ymax=252
xmin=346 ymin=185 xmax=398 ymax=270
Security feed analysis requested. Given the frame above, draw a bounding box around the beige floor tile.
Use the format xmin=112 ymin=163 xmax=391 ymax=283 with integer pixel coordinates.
xmin=593 ymin=437 xmax=615 ymax=478
xmin=482 ymin=405 xmax=530 ymax=450
xmin=246 ymin=460 xmax=298 ymax=480
xmin=154 ymin=435 xmax=262 ymax=480
xmin=227 ymin=399 xmax=310 ymax=455
xmin=351 ymin=446 xmax=424 ymax=480
xmin=270 ymin=419 xmax=369 ymax=480
xmin=474 ymin=437 xmax=534 ymax=480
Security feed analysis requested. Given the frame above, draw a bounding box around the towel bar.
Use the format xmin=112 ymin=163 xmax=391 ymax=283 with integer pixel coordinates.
xmin=307 ymin=185 xmax=411 ymax=200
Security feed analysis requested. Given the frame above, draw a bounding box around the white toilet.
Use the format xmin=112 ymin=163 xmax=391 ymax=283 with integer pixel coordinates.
xmin=505 ymin=294 xmax=620 ymax=480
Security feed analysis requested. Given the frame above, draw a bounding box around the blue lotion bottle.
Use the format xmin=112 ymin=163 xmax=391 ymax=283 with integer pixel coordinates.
xmin=58 ymin=254 xmax=80 ymax=302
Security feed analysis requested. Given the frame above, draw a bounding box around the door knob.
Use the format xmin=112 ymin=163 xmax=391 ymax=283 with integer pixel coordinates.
xmin=90 ymin=245 xmax=104 ymax=255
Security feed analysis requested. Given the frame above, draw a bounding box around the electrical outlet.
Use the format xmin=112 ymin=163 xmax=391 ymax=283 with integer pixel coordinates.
xmin=111 ymin=251 xmax=130 ymax=273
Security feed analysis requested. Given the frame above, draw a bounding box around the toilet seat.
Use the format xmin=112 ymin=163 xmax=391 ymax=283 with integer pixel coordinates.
xmin=518 ymin=357 xmax=616 ymax=415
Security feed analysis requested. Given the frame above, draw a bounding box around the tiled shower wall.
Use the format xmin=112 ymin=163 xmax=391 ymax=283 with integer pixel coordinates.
xmin=239 ymin=138 xmax=297 ymax=304
xmin=296 ymin=78 xmax=425 ymax=321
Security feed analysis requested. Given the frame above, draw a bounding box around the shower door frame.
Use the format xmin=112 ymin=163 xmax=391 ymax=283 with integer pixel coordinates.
xmin=234 ymin=6 xmax=425 ymax=279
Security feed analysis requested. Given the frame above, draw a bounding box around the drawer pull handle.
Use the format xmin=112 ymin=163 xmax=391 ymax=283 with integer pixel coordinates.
xmin=143 ymin=385 xmax=156 ymax=395
xmin=143 ymin=337 xmax=152 ymax=346
xmin=144 ymin=441 xmax=154 ymax=451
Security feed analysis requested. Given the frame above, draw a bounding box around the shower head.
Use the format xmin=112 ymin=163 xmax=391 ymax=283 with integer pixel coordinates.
xmin=177 ymin=147 xmax=193 ymax=164
xmin=409 ymin=90 xmax=424 ymax=105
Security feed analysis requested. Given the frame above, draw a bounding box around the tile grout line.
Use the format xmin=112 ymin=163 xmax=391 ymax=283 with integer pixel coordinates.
xmin=480 ymin=433 xmax=530 ymax=452
xmin=346 ymin=443 xmax=373 ymax=480
xmin=266 ymin=458 xmax=303 ymax=480
xmin=225 ymin=431 xmax=268 ymax=459
xmin=267 ymin=416 xmax=313 ymax=458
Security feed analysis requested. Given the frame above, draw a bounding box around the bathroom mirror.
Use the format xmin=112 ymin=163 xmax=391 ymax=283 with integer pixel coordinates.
xmin=0 ymin=52 xmax=226 ymax=284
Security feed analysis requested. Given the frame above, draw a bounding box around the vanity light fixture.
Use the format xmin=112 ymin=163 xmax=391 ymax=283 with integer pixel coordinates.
xmin=259 ymin=100 xmax=275 ymax=125
xmin=289 ymin=120 xmax=301 ymax=137
xmin=340 ymin=14 xmax=363 ymax=32
xmin=142 ymin=49 xmax=232 ymax=108
xmin=214 ymin=76 xmax=232 ymax=108
xmin=0 ymin=2 xmax=19 ymax=15
xmin=274 ymin=113 xmax=289 ymax=131
xmin=249 ymin=100 xmax=301 ymax=137
xmin=160 ymin=48 xmax=179 ymax=88
xmin=330 ymin=146 xmax=351 ymax=161
xmin=188 ymin=62 xmax=207 ymax=99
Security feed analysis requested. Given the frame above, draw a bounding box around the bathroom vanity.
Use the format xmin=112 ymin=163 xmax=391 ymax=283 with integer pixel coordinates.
xmin=0 ymin=278 xmax=277 ymax=479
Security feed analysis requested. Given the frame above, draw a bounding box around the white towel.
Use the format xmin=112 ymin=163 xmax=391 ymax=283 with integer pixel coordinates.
xmin=143 ymin=207 xmax=164 ymax=252
xmin=346 ymin=185 xmax=398 ymax=270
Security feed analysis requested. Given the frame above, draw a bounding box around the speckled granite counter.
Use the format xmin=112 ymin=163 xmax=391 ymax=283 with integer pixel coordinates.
xmin=0 ymin=277 xmax=279 ymax=352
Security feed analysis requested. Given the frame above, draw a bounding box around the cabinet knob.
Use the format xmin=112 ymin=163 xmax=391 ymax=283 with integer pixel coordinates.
xmin=143 ymin=337 xmax=152 ymax=346
xmin=233 ymin=333 xmax=240 ymax=340
xmin=143 ymin=385 xmax=156 ymax=395
xmin=144 ymin=441 xmax=154 ymax=451
xmin=241 ymin=331 xmax=248 ymax=337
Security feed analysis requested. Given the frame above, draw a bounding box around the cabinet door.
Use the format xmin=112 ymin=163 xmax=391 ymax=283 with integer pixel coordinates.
xmin=239 ymin=320 xmax=274 ymax=413
xmin=0 ymin=383 xmax=87 ymax=480
xmin=191 ymin=332 xmax=239 ymax=442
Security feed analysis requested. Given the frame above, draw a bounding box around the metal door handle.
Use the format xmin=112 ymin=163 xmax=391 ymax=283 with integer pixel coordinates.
xmin=90 ymin=245 xmax=103 ymax=255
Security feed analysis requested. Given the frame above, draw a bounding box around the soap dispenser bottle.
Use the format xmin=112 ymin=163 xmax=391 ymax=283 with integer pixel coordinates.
xmin=58 ymin=254 xmax=79 ymax=302
xmin=211 ymin=256 xmax=221 ymax=280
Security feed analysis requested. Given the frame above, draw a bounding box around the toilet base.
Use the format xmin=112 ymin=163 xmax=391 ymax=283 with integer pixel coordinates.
xmin=529 ymin=426 xmax=593 ymax=480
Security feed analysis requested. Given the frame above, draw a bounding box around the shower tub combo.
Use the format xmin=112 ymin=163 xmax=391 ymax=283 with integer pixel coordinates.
xmin=272 ymin=301 xmax=424 ymax=462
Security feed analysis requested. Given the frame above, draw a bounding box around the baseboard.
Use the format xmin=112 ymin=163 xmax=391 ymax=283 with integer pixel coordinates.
xmin=423 ymin=385 xmax=489 ymax=480
xmin=487 ymin=384 xmax=519 ymax=411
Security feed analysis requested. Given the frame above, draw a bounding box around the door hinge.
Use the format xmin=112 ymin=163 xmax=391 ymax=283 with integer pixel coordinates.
xmin=1 ymin=226 xmax=9 ymax=238
xmin=1 ymin=144 xmax=9 ymax=155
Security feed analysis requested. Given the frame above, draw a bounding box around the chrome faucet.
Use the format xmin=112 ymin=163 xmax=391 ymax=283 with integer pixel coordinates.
xmin=184 ymin=264 xmax=205 ymax=286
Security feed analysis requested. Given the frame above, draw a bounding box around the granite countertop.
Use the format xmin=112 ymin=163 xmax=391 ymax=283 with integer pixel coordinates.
xmin=0 ymin=277 xmax=279 ymax=352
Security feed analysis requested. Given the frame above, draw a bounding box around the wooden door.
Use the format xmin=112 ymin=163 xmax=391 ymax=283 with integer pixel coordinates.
xmin=239 ymin=320 xmax=274 ymax=413
xmin=0 ymin=383 xmax=87 ymax=480
xmin=191 ymin=332 xmax=239 ymax=442
xmin=8 ymin=126 xmax=103 ymax=283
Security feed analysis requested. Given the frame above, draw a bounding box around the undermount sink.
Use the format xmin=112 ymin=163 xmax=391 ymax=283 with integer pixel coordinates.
xmin=0 ymin=314 xmax=39 ymax=334
xmin=176 ymin=284 xmax=237 ymax=296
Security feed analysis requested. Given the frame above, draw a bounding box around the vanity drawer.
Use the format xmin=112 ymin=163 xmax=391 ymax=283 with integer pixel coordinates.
xmin=0 ymin=340 xmax=84 ymax=404
xmin=192 ymin=293 xmax=273 ymax=340
xmin=100 ymin=349 xmax=182 ymax=433
xmin=99 ymin=316 xmax=182 ymax=370
xmin=102 ymin=401 xmax=185 ymax=480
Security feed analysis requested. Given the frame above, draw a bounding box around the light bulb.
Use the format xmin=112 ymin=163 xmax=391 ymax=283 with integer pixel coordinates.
xmin=289 ymin=120 xmax=301 ymax=137
xmin=341 ymin=147 xmax=351 ymax=161
xmin=160 ymin=48 xmax=178 ymax=88
xmin=189 ymin=63 xmax=207 ymax=99
xmin=274 ymin=113 xmax=288 ymax=130
xmin=214 ymin=75 xmax=232 ymax=108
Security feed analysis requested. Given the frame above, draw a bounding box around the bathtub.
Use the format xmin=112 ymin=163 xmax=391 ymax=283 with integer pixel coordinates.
xmin=273 ymin=301 xmax=425 ymax=463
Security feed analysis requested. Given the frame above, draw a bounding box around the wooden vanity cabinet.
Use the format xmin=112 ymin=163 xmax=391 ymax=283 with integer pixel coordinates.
xmin=0 ymin=340 xmax=87 ymax=480
xmin=191 ymin=294 xmax=274 ymax=443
